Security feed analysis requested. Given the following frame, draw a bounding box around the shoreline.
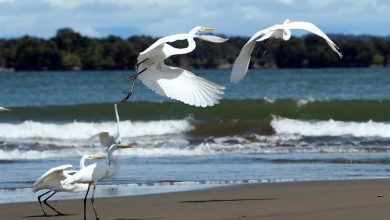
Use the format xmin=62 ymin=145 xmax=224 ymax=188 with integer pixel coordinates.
xmin=1 ymin=177 xmax=386 ymax=204
xmin=2 ymin=179 xmax=390 ymax=219
xmin=1 ymin=66 xmax=389 ymax=73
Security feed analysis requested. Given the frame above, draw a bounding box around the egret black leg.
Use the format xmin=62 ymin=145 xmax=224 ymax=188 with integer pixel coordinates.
xmin=120 ymin=91 xmax=132 ymax=103
xmin=91 ymin=183 xmax=99 ymax=220
xmin=37 ymin=190 xmax=51 ymax=216
xmin=43 ymin=191 xmax=64 ymax=215
xmin=121 ymin=67 xmax=147 ymax=103
xmin=121 ymin=74 xmax=137 ymax=103
xmin=84 ymin=183 xmax=91 ymax=220
xmin=137 ymin=58 xmax=149 ymax=69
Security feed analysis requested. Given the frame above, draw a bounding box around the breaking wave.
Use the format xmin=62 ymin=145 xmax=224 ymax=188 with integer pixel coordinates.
xmin=0 ymin=119 xmax=192 ymax=139
xmin=272 ymin=116 xmax=390 ymax=138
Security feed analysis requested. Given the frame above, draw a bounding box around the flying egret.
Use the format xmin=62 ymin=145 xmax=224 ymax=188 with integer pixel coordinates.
xmin=88 ymin=104 xmax=121 ymax=148
xmin=122 ymin=26 xmax=228 ymax=107
xmin=63 ymin=144 xmax=133 ymax=220
xmin=0 ymin=107 xmax=10 ymax=112
xmin=32 ymin=155 xmax=104 ymax=216
xmin=230 ymin=19 xmax=343 ymax=83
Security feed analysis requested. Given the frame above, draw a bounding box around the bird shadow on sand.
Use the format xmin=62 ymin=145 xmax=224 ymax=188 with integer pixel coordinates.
xmin=24 ymin=214 xmax=77 ymax=218
xmin=114 ymin=218 xmax=166 ymax=220
xmin=181 ymin=198 xmax=278 ymax=203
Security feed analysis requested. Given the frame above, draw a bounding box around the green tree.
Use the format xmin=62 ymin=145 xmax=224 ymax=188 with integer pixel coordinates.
xmin=81 ymin=40 xmax=104 ymax=70
xmin=14 ymin=36 xmax=61 ymax=70
xmin=273 ymin=37 xmax=306 ymax=68
xmin=53 ymin=28 xmax=87 ymax=53
xmin=1 ymin=28 xmax=390 ymax=70
xmin=303 ymin=34 xmax=340 ymax=67
xmin=62 ymin=53 xmax=81 ymax=70
xmin=341 ymin=38 xmax=373 ymax=67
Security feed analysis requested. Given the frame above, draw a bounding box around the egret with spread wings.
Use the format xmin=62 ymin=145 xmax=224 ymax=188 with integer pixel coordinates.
xmin=231 ymin=19 xmax=343 ymax=83
xmin=63 ymin=144 xmax=133 ymax=220
xmin=88 ymin=104 xmax=121 ymax=149
xmin=122 ymin=26 xmax=228 ymax=107
xmin=32 ymin=155 xmax=104 ymax=216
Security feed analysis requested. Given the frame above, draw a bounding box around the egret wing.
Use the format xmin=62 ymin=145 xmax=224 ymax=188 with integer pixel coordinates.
xmin=255 ymin=24 xmax=283 ymax=42
xmin=195 ymin=35 xmax=228 ymax=43
xmin=230 ymin=29 xmax=269 ymax=83
xmin=64 ymin=163 xmax=108 ymax=184
xmin=286 ymin=21 xmax=342 ymax=58
xmin=139 ymin=61 xmax=225 ymax=107
xmin=87 ymin=132 xmax=109 ymax=142
xmin=138 ymin=34 xmax=190 ymax=63
xmin=64 ymin=170 xmax=78 ymax=176
xmin=33 ymin=164 xmax=73 ymax=188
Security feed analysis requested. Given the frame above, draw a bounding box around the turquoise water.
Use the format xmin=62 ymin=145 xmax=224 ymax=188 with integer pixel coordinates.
xmin=1 ymin=68 xmax=390 ymax=107
xmin=1 ymin=68 xmax=390 ymax=203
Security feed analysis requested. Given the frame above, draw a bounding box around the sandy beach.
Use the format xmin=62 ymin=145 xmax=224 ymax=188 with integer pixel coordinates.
xmin=1 ymin=179 xmax=390 ymax=220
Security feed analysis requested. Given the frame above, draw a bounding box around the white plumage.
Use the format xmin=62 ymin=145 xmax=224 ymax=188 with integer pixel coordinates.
xmin=63 ymin=144 xmax=132 ymax=220
xmin=139 ymin=61 xmax=225 ymax=107
xmin=231 ymin=19 xmax=342 ymax=83
xmin=63 ymin=162 xmax=108 ymax=185
xmin=0 ymin=107 xmax=10 ymax=112
xmin=134 ymin=26 xmax=228 ymax=107
xmin=32 ymin=164 xmax=85 ymax=193
xmin=88 ymin=104 xmax=121 ymax=148
xmin=32 ymin=155 xmax=103 ymax=216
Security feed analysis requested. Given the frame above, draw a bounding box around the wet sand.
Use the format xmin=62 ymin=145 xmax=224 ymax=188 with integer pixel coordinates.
xmin=2 ymin=179 xmax=390 ymax=220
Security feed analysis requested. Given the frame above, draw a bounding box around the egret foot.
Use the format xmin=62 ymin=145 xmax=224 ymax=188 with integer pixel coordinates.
xmin=120 ymin=91 xmax=132 ymax=103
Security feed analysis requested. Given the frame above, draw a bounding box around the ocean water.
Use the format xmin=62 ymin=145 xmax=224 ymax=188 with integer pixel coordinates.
xmin=1 ymin=68 xmax=390 ymax=203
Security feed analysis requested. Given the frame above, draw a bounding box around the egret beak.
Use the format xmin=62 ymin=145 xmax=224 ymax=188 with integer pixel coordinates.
xmin=89 ymin=155 xmax=105 ymax=159
xmin=200 ymin=27 xmax=214 ymax=31
xmin=117 ymin=145 xmax=135 ymax=150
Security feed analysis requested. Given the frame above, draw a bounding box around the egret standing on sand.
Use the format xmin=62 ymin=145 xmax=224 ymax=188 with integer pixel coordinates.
xmin=122 ymin=26 xmax=228 ymax=107
xmin=230 ymin=19 xmax=343 ymax=83
xmin=63 ymin=144 xmax=133 ymax=220
xmin=88 ymin=104 xmax=121 ymax=148
xmin=32 ymin=155 xmax=104 ymax=216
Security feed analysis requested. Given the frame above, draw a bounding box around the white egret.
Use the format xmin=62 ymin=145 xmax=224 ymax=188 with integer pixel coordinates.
xmin=231 ymin=19 xmax=343 ymax=83
xmin=88 ymin=104 xmax=121 ymax=148
xmin=63 ymin=144 xmax=133 ymax=220
xmin=0 ymin=107 xmax=10 ymax=112
xmin=122 ymin=26 xmax=228 ymax=107
xmin=32 ymin=155 xmax=104 ymax=216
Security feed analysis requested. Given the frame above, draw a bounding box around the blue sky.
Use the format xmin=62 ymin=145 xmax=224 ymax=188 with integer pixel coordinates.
xmin=0 ymin=0 xmax=390 ymax=38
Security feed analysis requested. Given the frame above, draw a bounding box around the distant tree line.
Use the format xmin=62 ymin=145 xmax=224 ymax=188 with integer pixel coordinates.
xmin=0 ymin=28 xmax=390 ymax=71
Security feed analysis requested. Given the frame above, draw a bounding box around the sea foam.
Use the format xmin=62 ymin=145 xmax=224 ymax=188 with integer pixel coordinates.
xmin=0 ymin=119 xmax=192 ymax=139
xmin=271 ymin=116 xmax=390 ymax=137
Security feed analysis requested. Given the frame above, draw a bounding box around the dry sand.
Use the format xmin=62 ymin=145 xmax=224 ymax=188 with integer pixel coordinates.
xmin=2 ymin=179 xmax=390 ymax=220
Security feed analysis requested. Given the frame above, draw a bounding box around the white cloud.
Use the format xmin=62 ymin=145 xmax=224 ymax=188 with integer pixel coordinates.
xmin=0 ymin=0 xmax=389 ymax=38
xmin=43 ymin=0 xmax=92 ymax=9
xmin=279 ymin=0 xmax=294 ymax=5
xmin=239 ymin=6 xmax=270 ymax=21
xmin=43 ymin=0 xmax=190 ymax=9
xmin=0 ymin=0 xmax=14 ymax=3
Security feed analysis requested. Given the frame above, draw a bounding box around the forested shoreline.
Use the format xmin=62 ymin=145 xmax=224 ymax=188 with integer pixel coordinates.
xmin=0 ymin=28 xmax=389 ymax=71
